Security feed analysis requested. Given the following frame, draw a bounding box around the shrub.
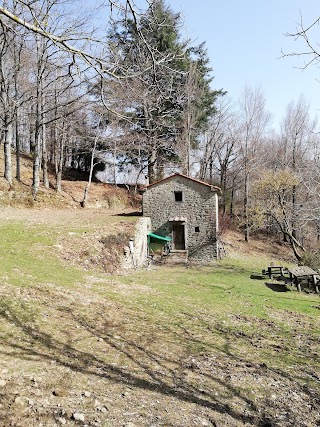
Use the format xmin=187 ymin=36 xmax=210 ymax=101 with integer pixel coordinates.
xmin=301 ymin=250 xmax=320 ymax=271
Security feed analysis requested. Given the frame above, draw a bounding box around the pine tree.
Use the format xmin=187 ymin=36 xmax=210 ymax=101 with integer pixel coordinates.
xmin=103 ymin=0 xmax=223 ymax=182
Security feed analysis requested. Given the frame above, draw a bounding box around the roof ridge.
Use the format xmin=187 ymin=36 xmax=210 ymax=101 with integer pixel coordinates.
xmin=145 ymin=173 xmax=220 ymax=191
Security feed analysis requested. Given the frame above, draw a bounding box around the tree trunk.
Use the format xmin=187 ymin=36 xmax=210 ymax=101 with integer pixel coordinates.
xmin=81 ymin=136 xmax=97 ymax=208
xmin=29 ymin=105 xmax=35 ymax=154
xmin=42 ymin=120 xmax=49 ymax=189
xmin=292 ymin=184 xmax=297 ymax=239
xmin=15 ymin=110 xmax=21 ymax=181
xmin=148 ymin=147 xmax=157 ymax=184
xmin=244 ymin=169 xmax=249 ymax=242
xmin=4 ymin=119 xmax=13 ymax=185
xmin=220 ymin=161 xmax=227 ymax=214
xmin=56 ymin=133 xmax=64 ymax=193
xmin=32 ymin=126 xmax=41 ymax=199
xmin=230 ymin=177 xmax=235 ymax=220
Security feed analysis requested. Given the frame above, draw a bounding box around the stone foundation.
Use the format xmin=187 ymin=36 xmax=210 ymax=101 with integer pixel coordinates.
xmin=121 ymin=217 xmax=151 ymax=270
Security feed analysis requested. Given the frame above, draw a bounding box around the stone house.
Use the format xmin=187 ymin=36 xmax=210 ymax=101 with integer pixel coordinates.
xmin=142 ymin=173 xmax=220 ymax=261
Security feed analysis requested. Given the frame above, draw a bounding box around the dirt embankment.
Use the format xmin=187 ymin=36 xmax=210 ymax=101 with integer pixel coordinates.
xmin=0 ymin=152 xmax=140 ymax=210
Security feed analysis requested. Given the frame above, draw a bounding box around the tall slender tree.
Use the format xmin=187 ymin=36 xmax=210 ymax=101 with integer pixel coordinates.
xmin=103 ymin=0 xmax=222 ymax=183
xmin=238 ymin=85 xmax=271 ymax=241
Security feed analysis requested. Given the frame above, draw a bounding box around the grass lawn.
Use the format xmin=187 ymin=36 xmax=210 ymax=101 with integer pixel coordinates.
xmin=0 ymin=215 xmax=319 ymax=426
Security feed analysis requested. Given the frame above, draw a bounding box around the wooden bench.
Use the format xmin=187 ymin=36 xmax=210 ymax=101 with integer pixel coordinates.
xmin=262 ymin=266 xmax=288 ymax=279
xmin=287 ymin=266 xmax=320 ymax=293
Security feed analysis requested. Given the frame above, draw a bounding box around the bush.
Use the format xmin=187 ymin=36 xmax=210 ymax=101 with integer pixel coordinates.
xmin=301 ymin=250 xmax=320 ymax=271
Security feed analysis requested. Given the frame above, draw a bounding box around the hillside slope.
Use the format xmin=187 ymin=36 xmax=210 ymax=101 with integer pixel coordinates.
xmin=0 ymin=152 xmax=136 ymax=209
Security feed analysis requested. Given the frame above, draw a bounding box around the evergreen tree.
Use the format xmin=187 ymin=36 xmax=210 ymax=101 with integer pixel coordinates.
xmin=103 ymin=0 xmax=223 ymax=182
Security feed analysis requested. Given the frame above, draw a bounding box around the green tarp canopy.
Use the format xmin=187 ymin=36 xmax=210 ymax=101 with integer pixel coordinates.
xmin=148 ymin=233 xmax=172 ymax=243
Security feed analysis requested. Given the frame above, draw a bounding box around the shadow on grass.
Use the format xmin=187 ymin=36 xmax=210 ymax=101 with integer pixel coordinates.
xmin=0 ymin=299 xmax=317 ymax=426
xmin=265 ymin=282 xmax=291 ymax=292
xmin=115 ymin=211 xmax=142 ymax=217
xmin=0 ymin=300 xmax=266 ymax=426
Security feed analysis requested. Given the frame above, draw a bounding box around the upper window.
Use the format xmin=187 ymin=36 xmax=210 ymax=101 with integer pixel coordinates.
xmin=174 ymin=191 xmax=183 ymax=202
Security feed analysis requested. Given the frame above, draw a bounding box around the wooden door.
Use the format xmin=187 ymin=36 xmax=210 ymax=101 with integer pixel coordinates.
xmin=172 ymin=223 xmax=185 ymax=250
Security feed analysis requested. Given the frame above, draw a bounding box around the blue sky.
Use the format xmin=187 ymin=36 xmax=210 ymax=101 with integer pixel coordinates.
xmin=166 ymin=0 xmax=320 ymax=129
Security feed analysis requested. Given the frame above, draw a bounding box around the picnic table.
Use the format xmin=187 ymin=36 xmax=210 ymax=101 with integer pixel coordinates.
xmin=287 ymin=266 xmax=320 ymax=293
xmin=262 ymin=266 xmax=288 ymax=279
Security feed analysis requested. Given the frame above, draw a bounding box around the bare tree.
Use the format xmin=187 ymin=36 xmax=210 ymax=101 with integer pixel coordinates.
xmin=250 ymin=169 xmax=306 ymax=260
xmin=283 ymin=13 xmax=320 ymax=70
xmin=278 ymin=95 xmax=318 ymax=240
xmin=238 ymin=85 xmax=271 ymax=241
xmin=198 ymin=96 xmax=240 ymax=213
xmin=0 ymin=1 xmax=160 ymax=80
xmin=0 ymin=1 xmax=27 ymax=185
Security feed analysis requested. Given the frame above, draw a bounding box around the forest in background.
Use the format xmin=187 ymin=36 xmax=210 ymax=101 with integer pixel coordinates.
xmin=1 ymin=0 xmax=320 ymax=263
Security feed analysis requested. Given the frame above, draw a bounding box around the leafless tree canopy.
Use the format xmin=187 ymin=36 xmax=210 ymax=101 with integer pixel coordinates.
xmin=1 ymin=1 xmax=320 ymax=260
xmin=283 ymin=13 xmax=320 ymax=69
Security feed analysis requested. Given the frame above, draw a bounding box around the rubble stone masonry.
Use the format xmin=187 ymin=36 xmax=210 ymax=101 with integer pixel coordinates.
xmin=143 ymin=175 xmax=219 ymax=261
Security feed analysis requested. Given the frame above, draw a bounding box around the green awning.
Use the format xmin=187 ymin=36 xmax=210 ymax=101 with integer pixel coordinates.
xmin=148 ymin=232 xmax=172 ymax=242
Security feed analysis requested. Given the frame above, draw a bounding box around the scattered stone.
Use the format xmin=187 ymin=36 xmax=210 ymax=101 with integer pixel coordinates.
xmin=1 ymin=369 xmax=8 ymax=375
xmin=14 ymin=396 xmax=28 ymax=407
xmin=83 ymin=391 xmax=91 ymax=398
xmin=28 ymin=399 xmax=35 ymax=406
xmin=0 ymin=379 xmax=6 ymax=387
xmin=31 ymin=376 xmax=42 ymax=384
xmin=52 ymin=388 xmax=68 ymax=397
xmin=95 ymin=404 xmax=109 ymax=413
xmin=72 ymin=412 xmax=85 ymax=422
xmin=123 ymin=423 xmax=136 ymax=427
xmin=93 ymin=399 xmax=101 ymax=408
xmin=57 ymin=418 xmax=66 ymax=425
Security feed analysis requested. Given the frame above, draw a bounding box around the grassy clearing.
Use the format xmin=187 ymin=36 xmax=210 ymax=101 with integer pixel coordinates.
xmin=0 ymin=215 xmax=319 ymax=426
xmin=0 ymin=222 xmax=84 ymax=287
xmin=106 ymin=259 xmax=320 ymax=371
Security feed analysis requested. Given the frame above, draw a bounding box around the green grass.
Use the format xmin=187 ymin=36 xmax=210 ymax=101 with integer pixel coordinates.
xmin=0 ymin=222 xmax=84 ymax=287
xmin=109 ymin=257 xmax=320 ymax=319
xmin=103 ymin=256 xmax=320 ymax=374
xmin=0 ymin=218 xmax=319 ymax=425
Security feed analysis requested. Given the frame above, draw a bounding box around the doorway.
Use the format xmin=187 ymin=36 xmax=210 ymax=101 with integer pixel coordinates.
xmin=172 ymin=222 xmax=185 ymax=250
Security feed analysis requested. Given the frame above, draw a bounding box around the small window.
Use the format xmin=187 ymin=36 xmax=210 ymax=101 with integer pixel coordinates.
xmin=195 ymin=226 xmax=200 ymax=233
xmin=174 ymin=191 xmax=183 ymax=202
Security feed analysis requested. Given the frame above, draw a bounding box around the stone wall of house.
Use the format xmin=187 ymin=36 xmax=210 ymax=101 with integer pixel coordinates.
xmin=143 ymin=175 xmax=219 ymax=261
xmin=122 ymin=217 xmax=151 ymax=270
